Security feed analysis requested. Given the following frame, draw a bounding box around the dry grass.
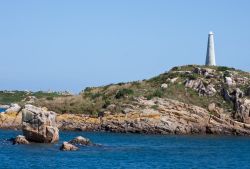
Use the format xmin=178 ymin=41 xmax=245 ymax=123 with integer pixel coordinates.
xmin=33 ymin=65 xmax=249 ymax=115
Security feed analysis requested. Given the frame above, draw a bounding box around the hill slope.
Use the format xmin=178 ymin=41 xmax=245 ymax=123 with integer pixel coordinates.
xmin=1 ymin=65 xmax=250 ymax=135
xmin=35 ymin=65 xmax=250 ymax=122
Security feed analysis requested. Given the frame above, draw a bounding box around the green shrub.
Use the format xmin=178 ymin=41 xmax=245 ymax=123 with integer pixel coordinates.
xmin=90 ymin=111 xmax=99 ymax=116
xmin=147 ymin=89 xmax=164 ymax=100
xmin=151 ymin=105 xmax=159 ymax=110
xmin=242 ymin=86 xmax=250 ymax=97
xmin=102 ymin=99 xmax=111 ymax=108
xmin=117 ymin=82 xmax=125 ymax=86
xmin=91 ymin=93 xmax=102 ymax=99
xmin=115 ymin=89 xmax=134 ymax=99
xmin=131 ymin=81 xmax=141 ymax=87
xmin=148 ymin=76 xmax=162 ymax=83
xmin=46 ymin=96 xmax=54 ymax=100
xmin=171 ymin=66 xmax=180 ymax=71
xmin=153 ymin=89 xmax=164 ymax=98
xmin=223 ymin=71 xmax=231 ymax=77
xmin=187 ymin=74 xmax=199 ymax=80
xmin=84 ymin=87 xmax=92 ymax=92
xmin=167 ymin=73 xmax=179 ymax=79
xmin=217 ymin=66 xmax=235 ymax=72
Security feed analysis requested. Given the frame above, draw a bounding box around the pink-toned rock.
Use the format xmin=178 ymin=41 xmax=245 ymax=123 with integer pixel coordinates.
xmin=69 ymin=136 xmax=92 ymax=145
xmin=13 ymin=135 xmax=29 ymax=144
xmin=22 ymin=104 xmax=59 ymax=143
xmin=60 ymin=142 xmax=78 ymax=151
xmin=208 ymin=103 xmax=216 ymax=112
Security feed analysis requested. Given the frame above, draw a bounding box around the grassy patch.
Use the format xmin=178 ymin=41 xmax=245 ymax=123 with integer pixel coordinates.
xmin=0 ymin=91 xmax=64 ymax=105
xmin=146 ymin=89 xmax=164 ymax=100
xmin=115 ymin=89 xmax=134 ymax=99
xmin=217 ymin=66 xmax=235 ymax=72
xmin=151 ymin=105 xmax=159 ymax=110
xmin=0 ymin=91 xmax=27 ymax=104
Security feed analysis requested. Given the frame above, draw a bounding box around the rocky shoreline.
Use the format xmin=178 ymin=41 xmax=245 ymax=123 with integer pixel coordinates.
xmin=1 ymin=65 xmax=250 ymax=136
xmin=1 ymin=97 xmax=250 ymax=136
xmin=2 ymin=104 xmax=94 ymax=151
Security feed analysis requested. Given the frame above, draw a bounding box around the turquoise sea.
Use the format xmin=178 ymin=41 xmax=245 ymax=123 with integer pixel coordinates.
xmin=1 ymin=130 xmax=250 ymax=169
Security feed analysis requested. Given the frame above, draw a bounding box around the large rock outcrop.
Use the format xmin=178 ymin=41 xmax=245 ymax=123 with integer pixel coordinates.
xmin=193 ymin=67 xmax=216 ymax=78
xmin=235 ymin=99 xmax=250 ymax=123
xmin=57 ymin=97 xmax=250 ymax=135
xmin=185 ymin=79 xmax=216 ymax=96
xmin=1 ymin=97 xmax=250 ymax=136
xmin=222 ymin=88 xmax=250 ymax=123
xmin=233 ymin=88 xmax=250 ymax=123
xmin=22 ymin=105 xmax=59 ymax=143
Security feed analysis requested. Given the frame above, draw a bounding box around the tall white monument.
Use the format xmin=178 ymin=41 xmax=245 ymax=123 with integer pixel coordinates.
xmin=205 ymin=31 xmax=216 ymax=66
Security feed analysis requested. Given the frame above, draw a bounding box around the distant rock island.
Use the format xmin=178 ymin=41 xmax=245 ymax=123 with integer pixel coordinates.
xmin=0 ymin=65 xmax=250 ymax=135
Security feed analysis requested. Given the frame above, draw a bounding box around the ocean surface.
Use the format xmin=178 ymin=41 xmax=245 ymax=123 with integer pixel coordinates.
xmin=1 ymin=130 xmax=250 ymax=169
xmin=0 ymin=108 xmax=6 ymax=113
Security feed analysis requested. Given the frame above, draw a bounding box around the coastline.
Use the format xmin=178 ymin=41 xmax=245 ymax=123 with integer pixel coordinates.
xmin=1 ymin=98 xmax=250 ymax=136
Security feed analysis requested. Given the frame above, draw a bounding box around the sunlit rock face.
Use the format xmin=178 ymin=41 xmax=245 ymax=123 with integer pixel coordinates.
xmin=22 ymin=104 xmax=59 ymax=143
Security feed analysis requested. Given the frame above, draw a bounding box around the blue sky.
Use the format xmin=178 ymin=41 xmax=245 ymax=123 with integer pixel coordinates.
xmin=0 ymin=0 xmax=249 ymax=92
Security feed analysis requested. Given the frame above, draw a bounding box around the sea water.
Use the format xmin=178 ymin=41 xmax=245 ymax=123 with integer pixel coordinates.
xmin=1 ymin=130 xmax=250 ymax=169
xmin=0 ymin=108 xmax=6 ymax=113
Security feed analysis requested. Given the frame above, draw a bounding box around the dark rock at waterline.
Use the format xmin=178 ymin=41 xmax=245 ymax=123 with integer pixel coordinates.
xmin=60 ymin=141 xmax=78 ymax=151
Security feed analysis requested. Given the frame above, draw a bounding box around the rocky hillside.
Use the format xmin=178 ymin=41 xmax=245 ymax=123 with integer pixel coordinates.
xmin=35 ymin=65 xmax=250 ymax=122
xmin=1 ymin=65 xmax=250 ymax=135
xmin=56 ymin=97 xmax=250 ymax=135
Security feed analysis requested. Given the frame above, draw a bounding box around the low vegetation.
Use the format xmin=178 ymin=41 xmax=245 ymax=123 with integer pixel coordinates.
xmin=0 ymin=91 xmax=67 ymax=105
xmin=1 ymin=65 xmax=249 ymax=116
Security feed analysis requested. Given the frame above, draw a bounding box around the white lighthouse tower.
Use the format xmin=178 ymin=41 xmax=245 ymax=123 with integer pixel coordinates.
xmin=205 ymin=31 xmax=216 ymax=66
